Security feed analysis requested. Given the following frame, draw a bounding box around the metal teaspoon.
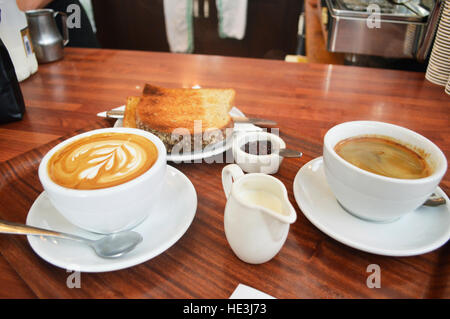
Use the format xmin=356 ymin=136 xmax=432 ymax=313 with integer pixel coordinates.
xmin=0 ymin=220 xmax=143 ymax=258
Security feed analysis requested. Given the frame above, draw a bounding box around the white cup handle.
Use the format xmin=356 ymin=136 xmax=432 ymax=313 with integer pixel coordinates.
xmin=222 ymin=164 xmax=244 ymax=199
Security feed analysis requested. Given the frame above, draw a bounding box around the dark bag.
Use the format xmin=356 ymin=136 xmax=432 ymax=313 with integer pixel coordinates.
xmin=0 ymin=37 xmax=26 ymax=124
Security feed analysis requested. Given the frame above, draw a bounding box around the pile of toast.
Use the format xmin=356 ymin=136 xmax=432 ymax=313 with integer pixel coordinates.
xmin=124 ymin=84 xmax=235 ymax=152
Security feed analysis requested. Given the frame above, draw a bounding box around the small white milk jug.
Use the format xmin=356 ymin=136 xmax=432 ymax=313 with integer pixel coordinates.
xmin=222 ymin=164 xmax=297 ymax=264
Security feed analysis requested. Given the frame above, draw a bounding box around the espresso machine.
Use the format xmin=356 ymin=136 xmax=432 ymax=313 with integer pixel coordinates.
xmin=319 ymin=0 xmax=444 ymax=67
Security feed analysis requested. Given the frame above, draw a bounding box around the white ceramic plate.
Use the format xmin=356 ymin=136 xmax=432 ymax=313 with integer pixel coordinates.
xmin=437 ymin=22 xmax=450 ymax=34
xmin=434 ymin=35 xmax=450 ymax=47
xmin=426 ymin=67 xmax=450 ymax=79
xmin=26 ymin=165 xmax=197 ymax=272
xmin=426 ymin=68 xmax=449 ymax=83
xmin=293 ymin=157 xmax=450 ymax=257
xmin=429 ymin=55 xmax=450 ymax=68
xmin=425 ymin=69 xmax=449 ymax=84
xmin=425 ymin=74 xmax=447 ymax=86
xmin=98 ymin=106 xmax=262 ymax=162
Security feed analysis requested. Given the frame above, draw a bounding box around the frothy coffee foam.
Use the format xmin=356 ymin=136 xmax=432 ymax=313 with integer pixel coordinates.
xmin=48 ymin=133 xmax=158 ymax=190
xmin=334 ymin=135 xmax=431 ymax=179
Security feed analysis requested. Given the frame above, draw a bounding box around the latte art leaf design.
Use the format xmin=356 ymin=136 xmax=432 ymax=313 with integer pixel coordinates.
xmin=48 ymin=133 xmax=158 ymax=189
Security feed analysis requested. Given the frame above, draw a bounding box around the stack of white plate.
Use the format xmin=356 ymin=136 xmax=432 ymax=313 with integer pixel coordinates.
xmin=446 ymin=75 xmax=450 ymax=95
xmin=425 ymin=0 xmax=450 ymax=86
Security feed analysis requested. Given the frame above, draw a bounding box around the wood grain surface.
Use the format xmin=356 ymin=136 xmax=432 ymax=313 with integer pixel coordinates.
xmin=0 ymin=48 xmax=449 ymax=298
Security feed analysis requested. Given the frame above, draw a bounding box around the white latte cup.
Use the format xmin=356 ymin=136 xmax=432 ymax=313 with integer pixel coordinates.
xmin=323 ymin=121 xmax=447 ymax=222
xmin=38 ymin=127 xmax=167 ymax=234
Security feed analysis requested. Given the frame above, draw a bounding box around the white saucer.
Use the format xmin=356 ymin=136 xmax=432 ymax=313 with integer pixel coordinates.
xmin=26 ymin=166 xmax=197 ymax=272
xmin=293 ymin=157 xmax=450 ymax=256
xmin=99 ymin=106 xmax=262 ymax=162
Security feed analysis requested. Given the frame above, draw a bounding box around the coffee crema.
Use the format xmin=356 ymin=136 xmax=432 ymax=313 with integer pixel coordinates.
xmin=334 ymin=135 xmax=431 ymax=179
xmin=48 ymin=133 xmax=158 ymax=190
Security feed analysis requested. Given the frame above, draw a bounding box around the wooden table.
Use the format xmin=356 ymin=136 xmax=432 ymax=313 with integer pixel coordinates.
xmin=0 ymin=48 xmax=449 ymax=299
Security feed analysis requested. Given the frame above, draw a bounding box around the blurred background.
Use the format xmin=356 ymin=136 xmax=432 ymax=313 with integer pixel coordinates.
xmin=91 ymin=0 xmax=304 ymax=60
xmin=11 ymin=0 xmax=445 ymax=72
xmin=88 ymin=0 xmax=437 ymax=71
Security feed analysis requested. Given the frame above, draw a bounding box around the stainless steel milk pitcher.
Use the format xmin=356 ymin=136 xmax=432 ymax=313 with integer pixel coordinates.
xmin=25 ymin=9 xmax=69 ymax=63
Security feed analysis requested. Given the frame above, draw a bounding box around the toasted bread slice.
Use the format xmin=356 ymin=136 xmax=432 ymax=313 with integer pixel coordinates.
xmin=136 ymin=84 xmax=235 ymax=134
xmin=123 ymin=96 xmax=140 ymax=128
xmin=123 ymin=84 xmax=235 ymax=152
